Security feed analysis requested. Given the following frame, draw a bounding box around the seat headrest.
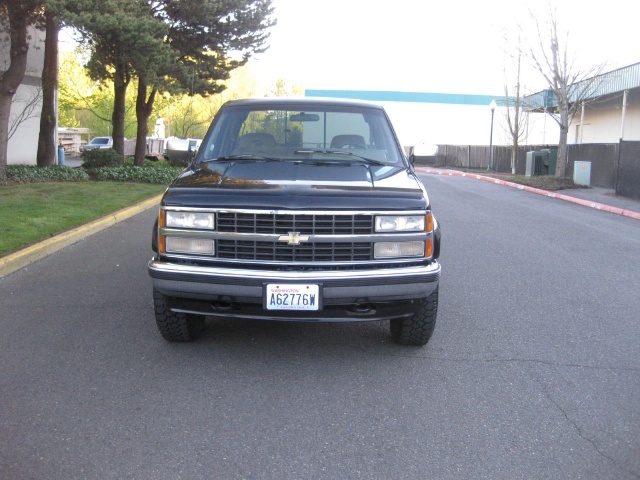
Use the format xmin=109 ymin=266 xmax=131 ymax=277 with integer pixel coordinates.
xmin=237 ymin=133 xmax=276 ymax=148
xmin=330 ymin=134 xmax=366 ymax=149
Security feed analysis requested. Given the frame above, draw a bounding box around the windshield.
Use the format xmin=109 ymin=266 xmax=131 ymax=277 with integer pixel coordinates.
xmin=198 ymin=103 xmax=405 ymax=166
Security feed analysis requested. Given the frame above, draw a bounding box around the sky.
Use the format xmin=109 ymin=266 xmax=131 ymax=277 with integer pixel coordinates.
xmin=56 ymin=0 xmax=639 ymax=145
xmin=248 ymin=0 xmax=640 ymax=97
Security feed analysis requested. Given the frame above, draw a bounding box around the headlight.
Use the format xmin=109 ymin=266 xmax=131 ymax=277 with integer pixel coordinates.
xmin=165 ymin=211 xmax=215 ymax=230
xmin=375 ymin=215 xmax=425 ymax=232
xmin=165 ymin=237 xmax=215 ymax=255
xmin=374 ymin=241 xmax=424 ymax=258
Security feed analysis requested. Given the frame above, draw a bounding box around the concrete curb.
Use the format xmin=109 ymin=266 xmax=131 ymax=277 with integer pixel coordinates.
xmin=417 ymin=168 xmax=640 ymax=221
xmin=0 ymin=194 xmax=163 ymax=279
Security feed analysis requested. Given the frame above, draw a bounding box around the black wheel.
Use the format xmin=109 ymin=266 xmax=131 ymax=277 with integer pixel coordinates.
xmin=390 ymin=288 xmax=438 ymax=346
xmin=153 ymin=289 xmax=205 ymax=342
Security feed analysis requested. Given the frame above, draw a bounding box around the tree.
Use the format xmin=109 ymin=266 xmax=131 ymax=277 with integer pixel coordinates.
xmin=529 ymin=6 xmax=606 ymax=177
xmin=68 ymin=0 xmax=274 ymax=165
xmin=58 ymin=50 xmax=137 ymax=136
xmin=66 ymin=0 xmax=165 ymax=156
xmin=502 ymin=30 xmax=529 ymax=175
xmin=154 ymin=64 xmax=263 ymax=140
xmin=130 ymin=0 xmax=275 ymax=165
xmin=36 ymin=2 xmax=59 ymax=167
xmin=0 ymin=0 xmax=42 ymax=178
xmin=158 ymin=93 xmax=218 ymax=139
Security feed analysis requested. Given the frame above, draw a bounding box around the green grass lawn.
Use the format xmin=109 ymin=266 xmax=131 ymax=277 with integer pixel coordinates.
xmin=0 ymin=182 xmax=165 ymax=257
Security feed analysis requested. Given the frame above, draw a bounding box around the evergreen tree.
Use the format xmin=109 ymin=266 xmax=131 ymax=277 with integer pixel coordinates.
xmin=36 ymin=1 xmax=62 ymax=167
xmin=131 ymin=0 xmax=275 ymax=165
xmin=67 ymin=0 xmax=165 ymax=156
xmin=68 ymin=0 xmax=274 ymax=164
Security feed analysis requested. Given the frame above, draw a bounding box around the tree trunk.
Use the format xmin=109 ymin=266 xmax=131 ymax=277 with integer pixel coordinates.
xmin=37 ymin=10 xmax=59 ymax=168
xmin=0 ymin=7 xmax=30 ymax=179
xmin=134 ymin=79 xmax=156 ymax=166
xmin=511 ymin=140 xmax=518 ymax=175
xmin=112 ymin=82 xmax=126 ymax=156
xmin=556 ymin=126 xmax=569 ymax=178
xmin=555 ymin=107 xmax=570 ymax=177
xmin=111 ymin=56 xmax=130 ymax=157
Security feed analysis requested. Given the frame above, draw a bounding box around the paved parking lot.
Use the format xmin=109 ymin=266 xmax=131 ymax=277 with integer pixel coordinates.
xmin=1 ymin=172 xmax=639 ymax=479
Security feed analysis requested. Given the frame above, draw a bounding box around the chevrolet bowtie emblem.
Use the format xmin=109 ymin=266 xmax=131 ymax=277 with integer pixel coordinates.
xmin=278 ymin=232 xmax=309 ymax=245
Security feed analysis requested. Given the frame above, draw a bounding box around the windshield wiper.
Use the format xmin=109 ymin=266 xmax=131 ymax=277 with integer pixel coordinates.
xmin=294 ymin=149 xmax=386 ymax=166
xmin=201 ymin=154 xmax=282 ymax=164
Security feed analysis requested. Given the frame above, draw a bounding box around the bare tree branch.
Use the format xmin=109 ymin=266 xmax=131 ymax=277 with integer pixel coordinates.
xmin=527 ymin=4 xmax=608 ymax=177
xmin=9 ymin=86 xmax=41 ymax=139
xmin=502 ymin=27 xmax=530 ymax=174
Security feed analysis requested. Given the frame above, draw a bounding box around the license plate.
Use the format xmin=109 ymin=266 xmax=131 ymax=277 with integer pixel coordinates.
xmin=265 ymin=284 xmax=320 ymax=311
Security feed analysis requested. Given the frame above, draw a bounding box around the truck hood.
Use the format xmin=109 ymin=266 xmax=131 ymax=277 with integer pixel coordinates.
xmin=162 ymin=160 xmax=430 ymax=210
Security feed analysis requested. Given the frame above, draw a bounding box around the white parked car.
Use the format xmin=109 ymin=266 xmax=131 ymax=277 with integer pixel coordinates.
xmin=79 ymin=136 xmax=113 ymax=153
xmin=409 ymin=142 xmax=439 ymax=162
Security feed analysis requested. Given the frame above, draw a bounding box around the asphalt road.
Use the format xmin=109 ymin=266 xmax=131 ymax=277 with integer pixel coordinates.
xmin=1 ymin=173 xmax=639 ymax=480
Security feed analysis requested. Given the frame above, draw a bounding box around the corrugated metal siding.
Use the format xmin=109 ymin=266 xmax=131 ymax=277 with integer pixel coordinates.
xmin=591 ymin=62 xmax=640 ymax=95
xmin=526 ymin=62 xmax=640 ymax=109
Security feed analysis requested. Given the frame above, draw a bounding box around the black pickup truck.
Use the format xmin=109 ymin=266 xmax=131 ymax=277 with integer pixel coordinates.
xmin=149 ymin=98 xmax=441 ymax=346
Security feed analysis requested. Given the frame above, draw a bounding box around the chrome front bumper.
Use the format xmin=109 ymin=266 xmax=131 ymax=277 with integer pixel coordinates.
xmin=148 ymin=259 xmax=440 ymax=304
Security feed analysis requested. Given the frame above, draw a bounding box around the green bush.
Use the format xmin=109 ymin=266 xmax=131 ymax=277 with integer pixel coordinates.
xmin=5 ymin=165 xmax=89 ymax=183
xmin=2 ymin=162 xmax=181 ymax=186
xmin=89 ymin=165 xmax=183 ymax=184
xmin=124 ymin=157 xmax=176 ymax=169
xmin=81 ymin=148 xmax=125 ymax=168
xmin=165 ymin=153 xmax=190 ymax=168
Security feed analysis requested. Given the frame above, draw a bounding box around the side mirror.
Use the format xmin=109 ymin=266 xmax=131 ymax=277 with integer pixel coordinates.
xmin=187 ymin=139 xmax=200 ymax=166
xmin=408 ymin=146 xmax=415 ymax=164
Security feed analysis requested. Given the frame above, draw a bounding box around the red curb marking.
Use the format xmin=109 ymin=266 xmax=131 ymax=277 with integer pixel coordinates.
xmin=416 ymin=168 xmax=640 ymax=221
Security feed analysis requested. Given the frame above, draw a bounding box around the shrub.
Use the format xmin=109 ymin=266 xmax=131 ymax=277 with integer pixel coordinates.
xmin=5 ymin=165 xmax=89 ymax=183
xmin=124 ymin=157 xmax=176 ymax=169
xmin=89 ymin=165 xmax=183 ymax=184
xmin=81 ymin=148 xmax=124 ymax=169
xmin=167 ymin=156 xmax=189 ymax=168
xmin=505 ymin=175 xmax=584 ymax=191
xmin=2 ymin=162 xmax=181 ymax=186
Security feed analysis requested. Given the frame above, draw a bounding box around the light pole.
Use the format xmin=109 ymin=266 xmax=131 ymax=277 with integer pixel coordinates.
xmin=487 ymin=99 xmax=497 ymax=171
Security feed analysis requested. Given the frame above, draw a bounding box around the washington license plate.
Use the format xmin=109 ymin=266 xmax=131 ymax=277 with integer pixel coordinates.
xmin=265 ymin=284 xmax=320 ymax=311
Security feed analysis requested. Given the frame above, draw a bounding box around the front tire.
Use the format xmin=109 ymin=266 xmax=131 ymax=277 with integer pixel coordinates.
xmin=390 ymin=287 xmax=438 ymax=346
xmin=153 ymin=289 xmax=205 ymax=342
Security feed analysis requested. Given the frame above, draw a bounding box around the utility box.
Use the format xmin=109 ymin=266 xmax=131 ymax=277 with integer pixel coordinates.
xmin=539 ymin=149 xmax=557 ymax=176
xmin=574 ymin=161 xmax=591 ymax=186
xmin=526 ymin=149 xmax=558 ymax=176
xmin=525 ymin=151 xmax=541 ymax=176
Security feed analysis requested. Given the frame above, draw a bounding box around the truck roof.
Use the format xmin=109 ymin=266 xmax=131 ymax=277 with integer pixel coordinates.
xmin=221 ymin=97 xmax=386 ymax=110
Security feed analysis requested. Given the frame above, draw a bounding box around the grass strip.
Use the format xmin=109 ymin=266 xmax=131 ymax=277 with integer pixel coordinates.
xmin=0 ymin=182 xmax=165 ymax=257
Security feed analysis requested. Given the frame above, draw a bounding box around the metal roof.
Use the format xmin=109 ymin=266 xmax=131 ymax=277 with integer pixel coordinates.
xmin=526 ymin=62 xmax=640 ymax=109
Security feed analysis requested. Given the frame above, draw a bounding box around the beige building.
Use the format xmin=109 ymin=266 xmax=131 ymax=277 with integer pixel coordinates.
xmin=1 ymin=26 xmax=46 ymax=165
xmin=526 ymin=62 xmax=640 ymax=144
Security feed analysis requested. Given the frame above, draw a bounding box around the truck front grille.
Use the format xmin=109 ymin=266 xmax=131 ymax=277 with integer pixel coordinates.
xmin=217 ymin=213 xmax=374 ymax=235
xmin=218 ymin=240 xmax=373 ymax=262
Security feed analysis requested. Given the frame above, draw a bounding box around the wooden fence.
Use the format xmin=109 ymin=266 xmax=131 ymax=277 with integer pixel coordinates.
xmin=413 ymin=141 xmax=640 ymax=199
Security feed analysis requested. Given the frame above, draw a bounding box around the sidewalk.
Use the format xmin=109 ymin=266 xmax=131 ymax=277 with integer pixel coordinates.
xmin=417 ymin=167 xmax=640 ymax=220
